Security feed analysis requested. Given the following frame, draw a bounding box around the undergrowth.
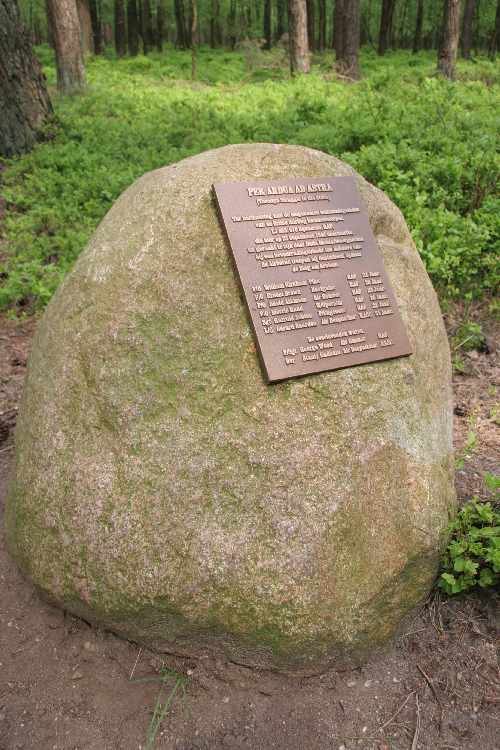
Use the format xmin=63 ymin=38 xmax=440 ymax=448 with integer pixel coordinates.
xmin=439 ymin=473 xmax=500 ymax=595
xmin=0 ymin=46 xmax=499 ymax=313
xmin=131 ymin=663 xmax=188 ymax=748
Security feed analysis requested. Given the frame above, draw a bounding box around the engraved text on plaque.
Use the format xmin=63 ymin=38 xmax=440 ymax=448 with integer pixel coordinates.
xmin=213 ymin=176 xmax=412 ymax=382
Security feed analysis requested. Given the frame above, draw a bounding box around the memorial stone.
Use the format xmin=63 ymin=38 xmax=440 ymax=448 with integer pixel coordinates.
xmin=6 ymin=144 xmax=455 ymax=670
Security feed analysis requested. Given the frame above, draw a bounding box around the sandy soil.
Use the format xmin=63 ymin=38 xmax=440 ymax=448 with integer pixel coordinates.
xmin=0 ymin=313 xmax=498 ymax=750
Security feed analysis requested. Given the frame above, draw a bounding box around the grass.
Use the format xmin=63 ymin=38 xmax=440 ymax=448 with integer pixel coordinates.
xmin=0 ymin=45 xmax=499 ymax=313
xmin=130 ymin=661 xmax=189 ymax=748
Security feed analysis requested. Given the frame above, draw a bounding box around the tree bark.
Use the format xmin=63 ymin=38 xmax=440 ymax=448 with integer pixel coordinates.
xmin=336 ymin=0 xmax=360 ymax=78
xmin=0 ymin=0 xmax=52 ymax=156
xmin=227 ymin=0 xmax=236 ymax=49
xmin=318 ymin=0 xmax=326 ymax=50
xmin=306 ymin=0 xmax=315 ymax=52
xmin=142 ymin=0 xmax=154 ymax=53
xmin=156 ymin=0 xmax=165 ymax=50
xmin=276 ymin=0 xmax=286 ymax=40
xmin=210 ymin=0 xmax=222 ymax=47
xmin=334 ymin=0 xmax=345 ymax=58
xmin=490 ymin=0 xmax=500 ymax=58
xmin=264 ymin=0 xmax=272 ymax=48
xmin=114 ymin=0 xmax=126 ymax=56
xmin=437 ymin=0 xmax=460 ymax=78
xmin=461 ymin=0 xmax=475 ymax=58
xmin=174 ymin=0 xmax=188 ymax=48
xmin=76 ymin=0 xmax=93 ymax=54
xmin=47 ymin=0 xmax=86 ymax=92
xmin=412 ymin=0 xmax=424 ymax=52
xmin=288 ymin=0 xmax=310 ymax=73
xmin=190 ymin=0 xmax=197 ymax=80
xmin=378 ymin=0 xmax=396 ymax=55
xmin=127 ymin=0 xmax=139 ymax=54
xmin=88 ymin=0 xmax=102 ymax=53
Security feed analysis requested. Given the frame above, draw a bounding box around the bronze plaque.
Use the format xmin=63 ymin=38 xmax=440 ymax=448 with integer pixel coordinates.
xmin=213 ymin=176 xmax=412 ymax=382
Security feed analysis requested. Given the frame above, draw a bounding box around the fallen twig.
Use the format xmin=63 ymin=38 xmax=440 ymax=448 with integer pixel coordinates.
xmin=129 ymin=646 xmax=143 ymax=681
xmin=411 ymin=693 xmax=421 ymax=750
xmin=379 ymin=691 xmax=415 ymax=732
xmin=417 ymin=663 xmax=442 ymax=706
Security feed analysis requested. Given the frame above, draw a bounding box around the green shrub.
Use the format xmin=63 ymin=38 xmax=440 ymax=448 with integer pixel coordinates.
xmin=439 ymin=474 xmax=500 ymax=595
xmin=452 ymin=320 xmax=486 ymax=352
xmin=1 ymin=48 xmax=499 ymax=313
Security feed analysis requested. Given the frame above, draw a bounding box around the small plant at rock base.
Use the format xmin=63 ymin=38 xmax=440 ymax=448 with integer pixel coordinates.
xmin=452 ymin=320 xmax=486 ymax=353
xmin=439 ymin=474 xmax=500 ymax=595
xmin=131 ymin=663 xmax=188 ymax=748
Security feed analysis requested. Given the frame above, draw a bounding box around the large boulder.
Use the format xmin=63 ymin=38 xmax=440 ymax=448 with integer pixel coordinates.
xmin=6 ymin=144 xmax=454 ymax=670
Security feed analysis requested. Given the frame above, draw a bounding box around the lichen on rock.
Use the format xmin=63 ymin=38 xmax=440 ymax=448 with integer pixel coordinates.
xmin=5 ymin=144 xmax=455 ymax=670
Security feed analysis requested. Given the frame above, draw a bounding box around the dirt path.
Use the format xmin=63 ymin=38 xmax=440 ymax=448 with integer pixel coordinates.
xmin=0 ymin=315 xmax=498 ymax=750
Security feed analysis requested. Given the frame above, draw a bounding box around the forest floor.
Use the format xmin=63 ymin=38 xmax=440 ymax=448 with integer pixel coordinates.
xmin=0 ymin=309 xmax=498 ymax=750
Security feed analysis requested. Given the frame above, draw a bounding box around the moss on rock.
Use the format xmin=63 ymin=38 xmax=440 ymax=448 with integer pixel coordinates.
xmin=5 ymin=144 xmax=454 ymax=670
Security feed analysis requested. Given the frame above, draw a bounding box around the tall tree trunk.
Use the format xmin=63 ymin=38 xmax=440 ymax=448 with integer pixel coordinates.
xmin=306 ymin=0 xmax=315 ymax=52
xmin=336 ymin=0 xmax=359 ymax=77
xmin=288 ymin=0 xmax=310 ymax=73
xmin=264 ymin=0 xmax=272 ymax=48
xmin=490 ymin=0 xmax=500 ymax=58
xmin=461 ymin=0 xmax=475 ymax=58
xmin=127 ymin=0 xmax=139 ymax=54
xmin=334 ymin=0 xmax=345 ymax=58
xmin=276 ymin=0 xmax=286 ymax=40
xmin=397 ymin=0 xmax=409 ymax=47
xmin=191 ymin=0 xmax=197 ymax=79
xmin=142 ymin=0 xmax=153 ymax=52
xmin=88 ymin=0 xmax=102 ymax=53
xmin=77 ymin=0 xmax=93 ymax=54
xmin=156 ymin=0 xmax=165 ymax=50
xmin=114 ymin=0 xmax=126 ymax=55
xmin=378 ymin=0 xmax=396 ymax=54
xmin=47 ymin=0 xmax=86 ymax=92
xmin=227 ymin=0 xmax=236 ymax=48
xmin=0 ymin=0 xmax=52 ymax=156
xmin=318 ymin=0 xmax=326 ymax=50
xmin=174 ymin=0 xmax=188 ymax=48
xmin=210 ymin=0 xmax=222 ymax=46
xmin=412 ymin=0 xmax=424 ymax=52
xmin=437 ymin=0 xmax=460 ymax=78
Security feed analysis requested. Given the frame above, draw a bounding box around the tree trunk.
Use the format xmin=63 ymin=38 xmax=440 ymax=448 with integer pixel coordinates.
xmin=334 ymin=0 xmax=345 ymax=58
xmin=0 ymin=0 xmax=52 ymax=156
xmin=76 ymin=0 xmax=93 ymax=54
xmin=397 ymin=0 xmax=409 ymax=47
xmin=174 ymin=0 xmax=188 ymax=48
xmin=114 ymin=0 xmax=126 ymax=55
xmin=318 ymin=0 xmax=326 ymax=50
xmin=264 ymin=0 xmax=272 ymax=48
xmin=306 ymin=0 xmax=315 ymax=51
xmin=191 ymin=0 xmax=197 ymax=80
xmin=142 ymin=0 xmax=153 ymax=52
xmin=288 ymin=0 xmax=310 ymax=73
xmin=276 ymin=0 xmax=286 ymax=40
xmin=437 ymin=0 xmax=460 ymax=78
xmin=227 ymin=0 xmax=236 ymax=49
xmin=88 ymin=0 xmax=102 ymax=53
xmin=461 ymin=0 xmax=475 ymax=58
xmin=336 ymin=0 xmax=360 ymax=78
xmin=378 ymin=0 xmax=396 ymax=55
xmin=46 ymin=0 xmax=86 ymax=92
xmin=127 ymin=0 xmax=139 ymax=54
xmin=490 ymin=0 xmax=500 ymax=58
xmin=156 ymin=0 xmax=165 ymax=50
xmin=210 ymin=0 xmax=222 ymax=46
xmin=412 ymin=0 xmax=424 ymax=52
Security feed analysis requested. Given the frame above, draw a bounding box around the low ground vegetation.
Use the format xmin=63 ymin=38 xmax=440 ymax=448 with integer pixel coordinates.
xmin=0 ymin=46 xmax=499 ymax=312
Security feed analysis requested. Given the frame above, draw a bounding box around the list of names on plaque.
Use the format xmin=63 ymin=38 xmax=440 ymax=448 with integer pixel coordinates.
xmin=213 ymin=176 xmax=412 ymax=382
